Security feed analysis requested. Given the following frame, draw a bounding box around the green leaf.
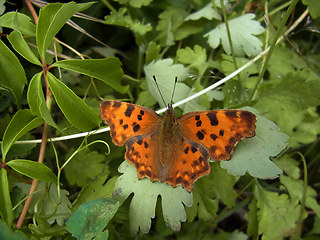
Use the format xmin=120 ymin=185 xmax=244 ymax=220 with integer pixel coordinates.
xmin=113 ymin=0 xmax=153 ymax=8
xmin=113 ymin=161 xmax=193 ymax=234
xmin=280 ymin=175 xmax=320 ymax=217
xmin=255 ymin=185 xmax=300 ymax=240
xmin=247 ymin=199 xmax=259 ymax=239
xmin=27 ymin=182 xmax=72 ymax=226
xmin=302 ymin=0 xmax=320 ymax=18
xmin=0 ymin=220 xmax=28 ymax=240
xmin=72 ymin=174 xmax=116 ymax=212
xmin=220 ymin=107 xmax=287 ymax=179
xmin=205 ymin=13 xmax=265 ymax=57
xmin=0 ymin=39 xmax=27 ymax=106
xmin=177 ymin=45 xmax=208 ymax=74
xmin=0 ymin=12 xmax=36 ymax=36
xmin=104 ymin=8 xmax=152 ymax=36
xmin=7 ymin=159 xmax=56 ymax=183
xmin=145 ymin=41 xmax=161 ymax=64
xmin=64 ymin=149 xmax=105 ymax=187
xmin=144 ymin=59 xmax=189 ymax=108
xmin=36 ymin=2 xmax=86 ymax=61
xmin=52 ymin=58 xmax=128 ymax=94
xmin=46 ymin=72 xmax=100 ymax=131
xmin=0 ymin=0 xmax=5 ymax=15
xmin=66 ymin=198 xmax=119 ymax=240
xmin=1 ymin=109 xmax=44 ymax=160
xmin=7 ymin=31 xmax=41 ymax=66
xmin=254 ymin=70 xmax=320 ymax=137
xmin=27 ymin=73 xmax=59 ymax=129
xmin=273 ymin=154 xmax=300 ymax=179
xmin=185 ymin=3 xmax=221 ymax=21
xmin=0 ymin=169 xmax=14 ymax=226
xmin=156 ymin=7 xmax=187 ymax=46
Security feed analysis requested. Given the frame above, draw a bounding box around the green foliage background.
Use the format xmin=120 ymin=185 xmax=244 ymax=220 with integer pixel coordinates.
xmin=0 ymin=0 xmax=319 ymax=239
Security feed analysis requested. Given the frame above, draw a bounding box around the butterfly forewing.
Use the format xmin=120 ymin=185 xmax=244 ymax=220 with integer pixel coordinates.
xmin=178 ymin=110 xmax=256 ymax=161
xmin=100 ymin=100 xmax=162 ymax=146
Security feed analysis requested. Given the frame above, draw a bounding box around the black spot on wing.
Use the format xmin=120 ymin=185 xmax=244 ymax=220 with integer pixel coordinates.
xmin=119 ymin=119 xmax=123 ymax=125
xmin=125 ymin=104 xmax=135 ymax=117
xmin=226 ymin=110 xmax=238 ymax=118
xmin=210 ymin=134 xmax=217 ymax=140
xmin=144 ymin=141 xmax=149 ymax=148
xmin=196 ymin=131 xmax=204 ymax=140
xmin=206 ymin=112 xmax=218 ymax=126
xmin=219 ymin=129 xmax=224 ymax=136
xmin=137 ymin=139 xmax=143 ymax=145
xmin=123 ymin=124 xmax=128 ymax=130
xmin=195 ymin=115 xmax=200 ymax=121
xmin=140 ymin=110 xmax=144 ymax=115
xmin=225 ymin=145 xmax=233 ymax=154
xmin=191 ymin=146 xmax=198 ymax=153
xmin=196 ymin=121 xmax=202 ymax=127
xmin=113 ymin=101 xmax=121 ymax=108
xmin=133 ymin=124 xmax=140 ymax=132
xmin=184 ymin=147 xmax=189 ymax=154
xmin=137 ymin=115 xmax=142 ymax=121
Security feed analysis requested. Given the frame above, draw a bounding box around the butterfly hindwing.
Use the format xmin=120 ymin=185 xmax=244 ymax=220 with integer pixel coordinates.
xmin=100 ymin=100 xmax=162 ymax=146
xmin=166 ymin=137 xmax=211 ymax=191
xmin=178 ymin=110 xmax=256 ymax=161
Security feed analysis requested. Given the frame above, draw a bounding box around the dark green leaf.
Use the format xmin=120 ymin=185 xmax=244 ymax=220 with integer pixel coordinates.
xmin=0 ymin=39 xmax=27 ymax=106
xmin=46 ymin=72 xmax=100 ymax=131
xmin=1 ymin=109 xmax=44 ymax=160
xmin=0 ymin=169 xmax=14 ymax=226
xmin=27 ymin=72 xmax=59 ymax=129
xmin=52 ymin=58 xmax=128 ymax=94
xmin=7 ymin=159 xmax=56 ymax=183
xmin=7 ymin=31 xmax=41 ymax=66
xmin=66 ymin=198 xmax=119 ymax=240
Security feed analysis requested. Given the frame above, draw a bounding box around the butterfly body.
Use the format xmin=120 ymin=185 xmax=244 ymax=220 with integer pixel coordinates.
xmin=100 ymin=100 xmax=256 ymax=192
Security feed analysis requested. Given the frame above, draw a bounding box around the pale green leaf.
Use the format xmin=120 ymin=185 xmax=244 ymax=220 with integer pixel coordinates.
xmin=221 ymin=107 xmax=287 ymax=179
xmin=185 ymin=3 xmax=221 ymax=21
xmin=177 ymin=45 xmax=208 ymax=74
xmin=113 ymin=0 xmax=153 ymax=8
xmin=113 ymin=161 xmax=193 ymax=234
xmin=205 ymin=14 xmax=265 ymax=57
xmin=273 ymin=155 xmax=300 ymax=179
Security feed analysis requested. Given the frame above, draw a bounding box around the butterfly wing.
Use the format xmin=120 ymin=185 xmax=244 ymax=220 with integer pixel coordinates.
xmin=100 ymin=100 xmax=162 ymax=146
xmin=178 ymin=110 xmax=256 ymax=161
xmin=166 ymin=136 xmax=211 ymax=192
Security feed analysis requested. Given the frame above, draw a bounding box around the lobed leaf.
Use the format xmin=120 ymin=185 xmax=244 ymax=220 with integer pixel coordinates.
xmin=220 ymin=107 xmax=287 ymax=179
xmin=113 ymin=161 xmax=193 ymax=234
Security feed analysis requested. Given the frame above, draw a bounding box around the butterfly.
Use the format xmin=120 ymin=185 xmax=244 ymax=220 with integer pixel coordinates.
xmin=100 ymin=100 xmax=256 ymax=192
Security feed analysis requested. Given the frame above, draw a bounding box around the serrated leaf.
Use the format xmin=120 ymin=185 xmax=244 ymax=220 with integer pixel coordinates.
xmin=7 ymin=31 xmax=41 ymax=66
xmin=0 ymin=169 xmax=14 ymax=226
xmin=7 ymin=159 xmax=56 ymax=183
xmin=0 ymin=220 xmax=28 ymax=240
xmin=52 ymin=58 xmax=128 ymax=94
xmin=1 ymin=109 xmax=44 ymax=160
xmin=0 ymin=12 xmax=36 ymax=36
xmin=64 ymin=149 xmax=105 ymax=187
xmin=66 ymin=198 xmax=118 ymax=240
xmin=205 ymin=13 xmax=264 ymax=57
xmin=0 ymin=39 xmax=27 ymax=106
xmin=220 ymin=107 xmax=287 ymax=179
xmin=177 ymin=45 xmax=208 ymax=74
xmin=46 ymin=72 xmax=100 ymax=131
xmin=113 ymin=0 xmax=153 ymax=8
xmin=144 ymin=59 xmax=189 ymax=108
xmin=254 ymin=70 xmax=320 ymax=137
xmin=104 ymin=8 xmax=152 ymax=36
xmin=28 ymin=182 xmax=72 ymax=226
xmin=37 ymin=2 xmax=87 ymax=61
xmin=145 ymin=41 xmax=161 ymax=64
xmin=185 ymin=3 xmax=221 ymax=21
xmin=27 ymin=72 xmax=59 ymax=129
xmin=280 ymin=175 xmax=320 ymax=217
xmin=156 ymin=7 xmax=188 ymax=46
xmin=255 ymin=185 xmax=300 ymax=240
xmin=302 ymin=0 xmax=320 ymax=18
xmin=113 ymin=161 xmax=193 ymax=234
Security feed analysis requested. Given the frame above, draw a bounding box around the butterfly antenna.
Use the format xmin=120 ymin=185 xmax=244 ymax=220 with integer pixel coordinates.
xmin=152 ymin=75 xmax=167 ymax=107
xmin=170 ymin=76 xmax=178 ymax=105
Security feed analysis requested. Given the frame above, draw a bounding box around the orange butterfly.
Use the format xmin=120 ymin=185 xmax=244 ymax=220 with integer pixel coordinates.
xmin=100 ymin=99 xmax=256 ymax=192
